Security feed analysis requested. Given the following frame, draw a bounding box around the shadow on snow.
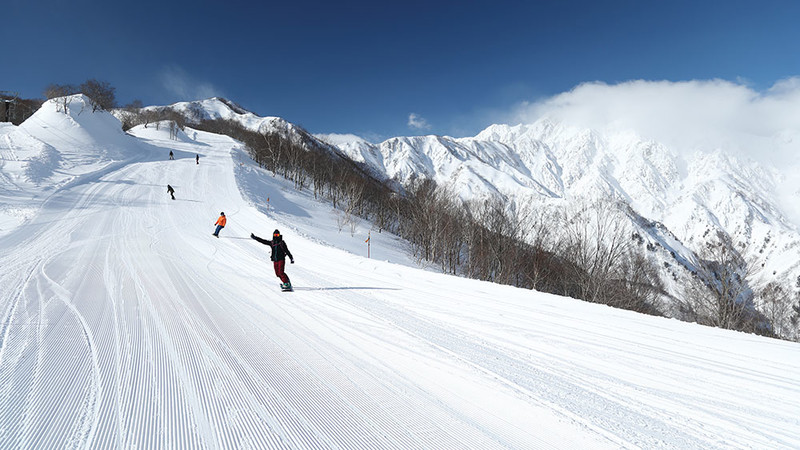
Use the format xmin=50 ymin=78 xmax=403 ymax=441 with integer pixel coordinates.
xmin=292 ymin=286 xmax=401 ymax=292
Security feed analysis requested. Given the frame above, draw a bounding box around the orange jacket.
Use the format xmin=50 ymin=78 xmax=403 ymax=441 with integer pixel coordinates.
xmin=215 ymin=215 xmax=227 ymax=227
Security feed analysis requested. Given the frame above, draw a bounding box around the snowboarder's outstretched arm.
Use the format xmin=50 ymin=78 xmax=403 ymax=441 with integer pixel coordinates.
xmin=250 ymin=233 xmax=272 ymax=246
xmin=282 ymin=242 xmax=294 ymax=263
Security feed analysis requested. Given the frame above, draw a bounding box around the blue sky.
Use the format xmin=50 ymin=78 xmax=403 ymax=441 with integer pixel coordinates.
xmin=3 ymin=0 xmax=799 ymax=140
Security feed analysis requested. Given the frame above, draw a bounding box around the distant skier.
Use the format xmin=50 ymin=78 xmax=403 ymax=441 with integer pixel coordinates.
xmin=213 ymin=212 xmax=226 ymax=238
xmin=251 ymin=229 xmax=295 ymax=290
xmin=196 ymin=154 xmax=199 ymax=165
xmin=169 ymin=150 xmax=174 ymax=160
xmin=167 ymin=184 xmax=175 ymax=200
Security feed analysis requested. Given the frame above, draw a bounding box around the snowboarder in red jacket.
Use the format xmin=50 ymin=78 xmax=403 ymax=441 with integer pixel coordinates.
xmin=251 ymin=229 xmax=294 ymax=290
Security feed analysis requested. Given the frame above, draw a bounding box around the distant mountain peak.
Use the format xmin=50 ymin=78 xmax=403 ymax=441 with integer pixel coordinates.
xmin=325 ymin=116 xmax=800 ymax=305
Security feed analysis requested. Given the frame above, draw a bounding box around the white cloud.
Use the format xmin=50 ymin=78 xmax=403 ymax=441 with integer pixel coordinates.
xmin=512 ymin=78 xmax=800 ymax=167
xmin=408 ymin=113 xmax=432 ymax=131
xmin=510 ymin=78 xmax=800 ymax=224
xmin=159 ymin=65 xmax=223 ymax=101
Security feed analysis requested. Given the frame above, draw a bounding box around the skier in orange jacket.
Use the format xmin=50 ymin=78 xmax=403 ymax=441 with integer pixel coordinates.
xmin=213 ymin=212 xmax=226 ymax=238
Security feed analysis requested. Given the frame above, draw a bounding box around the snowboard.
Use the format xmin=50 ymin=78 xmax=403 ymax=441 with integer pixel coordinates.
xmin=280 ymin=284 xmax=293 ymax=292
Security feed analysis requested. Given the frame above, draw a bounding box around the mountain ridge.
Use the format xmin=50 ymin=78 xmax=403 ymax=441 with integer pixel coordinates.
xmin=316 ymin=114 xmax=800 ymax=320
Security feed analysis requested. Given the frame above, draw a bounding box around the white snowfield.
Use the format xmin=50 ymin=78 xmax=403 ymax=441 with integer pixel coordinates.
xmin=0 ymin=98 xmax=799 ymax=449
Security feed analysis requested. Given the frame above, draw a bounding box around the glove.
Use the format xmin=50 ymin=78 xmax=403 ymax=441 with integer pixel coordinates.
xmin=250 ymin=233 xmax=256 ymax=239
xmin=291 ymin=259 xmax=295 ymax=264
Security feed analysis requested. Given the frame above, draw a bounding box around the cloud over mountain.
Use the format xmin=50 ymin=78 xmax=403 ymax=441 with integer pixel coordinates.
xmin=514 ymin=79 xmax=800 ymax=166
xmin=508 ymin=78 xmax=800 ymax=224
xmin=515 ymin=78 xmax=800 ymax=163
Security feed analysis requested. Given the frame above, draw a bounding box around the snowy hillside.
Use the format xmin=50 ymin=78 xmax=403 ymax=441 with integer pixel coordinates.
xmin=0 ymin=98 xmax=798 ymax=448
xmin=0 ymin=95 xmax=142 ymax=232
xmin=321 ymin=121 xmax=800 ymax=310
xmin=140 ymin=97 xmax=306 ymax=139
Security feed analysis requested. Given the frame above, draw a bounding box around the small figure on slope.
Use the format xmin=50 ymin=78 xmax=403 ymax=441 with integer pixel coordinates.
xmin=167 ymin=184 xmax=175 ymax=200
xmin=169 ymin=150 xmax=174 ymax=160
xmin=196 ymin=154 xmax=199 ymax=165
xmin=213 ymin=212 xmax=226 ymax=237
xmin=251 ymin=229 xmax=295 ymax=291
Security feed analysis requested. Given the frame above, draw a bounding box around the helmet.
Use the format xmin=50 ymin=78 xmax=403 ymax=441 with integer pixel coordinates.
xmin=273 ymin=229 xmax=281 ymax=237
xmin=220 ymin=212 xmax=225 ymax=215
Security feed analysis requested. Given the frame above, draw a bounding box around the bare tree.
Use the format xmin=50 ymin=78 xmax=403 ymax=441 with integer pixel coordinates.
xmin=683 ymin=231 xmax=759 ymax=331
xmin=125 ymin=99 xmax=144 ymax=111
xmin=614 ymin=252 xmax=665 ymax=314
xmin=43 ymin=83 xmax=78 ymax=113
xmin=560 ymin=199 xmax=634 ymax=304
xmin=117 ymin=100 xmax=143 ymax=130
xmin=552 ymin=199 xmax=667 ymax=313
xmin=517 ymin=203 xmax=560 ymax=291
xmin=468 ymin=196 xmax=527 ymax=285
xmin=758 ymin=281 xmax=793 ymax=338
xmin=789 ymin=277 xmax=800 ymax=341
xmin=168 ymin=121 xmax=178 ymax=140
xmin=79 ymin=79 xmax=116 ymax=111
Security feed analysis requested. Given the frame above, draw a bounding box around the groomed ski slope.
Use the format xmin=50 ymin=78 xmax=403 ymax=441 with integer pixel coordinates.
xmin=0 ymin=110 xmax=799 ymax=449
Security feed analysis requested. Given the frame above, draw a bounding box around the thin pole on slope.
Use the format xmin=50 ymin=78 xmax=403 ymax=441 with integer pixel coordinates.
xmin=366 ymin=231 xmax=371 ymax=258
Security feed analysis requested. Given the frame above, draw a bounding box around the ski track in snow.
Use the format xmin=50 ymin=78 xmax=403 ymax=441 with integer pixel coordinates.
xmin=0 ymin=124 xmax=798 ymax=449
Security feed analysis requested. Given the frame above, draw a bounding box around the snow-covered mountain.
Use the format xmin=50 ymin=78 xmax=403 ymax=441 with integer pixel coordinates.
xmin=140 ymin=97 xmax=308 ymax=139
xmin=319 ymin=121 xmax=800 ymax=310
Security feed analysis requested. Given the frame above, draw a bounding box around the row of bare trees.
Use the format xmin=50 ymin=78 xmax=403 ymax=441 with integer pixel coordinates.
xmin=0 ymin=92 xmax=42 ymax=125
xmin=557 ymin=201 xmax=665 ymax=313
xmin=758 ymin=277 xmax=800 ymax=340
xmin=674 ymin=229 xmax=800 ymax=339
xmin=680 ymin=232 xmax=758 ymax=331
xmin=43 ymin=79 xmax=117 ymax=113
xmin=397 ymin=182 xmax=794 ymax=334
xmin=117 ymin=104 xmax=188 ymax=132
xmin=696 ymin=231 xmax=800 ymax=338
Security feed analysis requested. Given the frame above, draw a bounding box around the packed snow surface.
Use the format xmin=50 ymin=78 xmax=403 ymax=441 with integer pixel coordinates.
xmin=0 ymin=100 xmax=799 ymax=448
